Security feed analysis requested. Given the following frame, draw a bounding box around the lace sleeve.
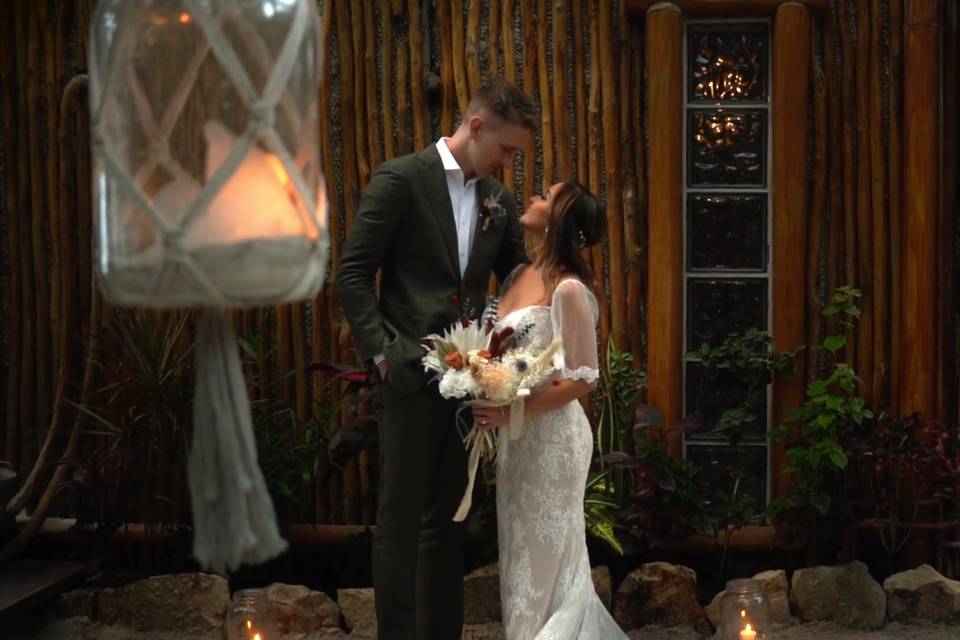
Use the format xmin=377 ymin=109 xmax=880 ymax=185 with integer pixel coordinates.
xmin=550 ymin=279 xmax=600 ymax=383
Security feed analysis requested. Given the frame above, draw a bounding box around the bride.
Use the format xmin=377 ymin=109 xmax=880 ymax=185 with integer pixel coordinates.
xmin=472 ymin=180 xmax=627 ymax=639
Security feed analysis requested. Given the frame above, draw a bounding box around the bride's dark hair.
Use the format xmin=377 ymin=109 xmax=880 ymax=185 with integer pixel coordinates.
xmin=533 ymin=180 xmax=606 ymax=295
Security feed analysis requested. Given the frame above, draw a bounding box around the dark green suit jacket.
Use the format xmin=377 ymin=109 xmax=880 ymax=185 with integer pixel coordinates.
xmin=336 ymin=145 xmax=528 ymax=394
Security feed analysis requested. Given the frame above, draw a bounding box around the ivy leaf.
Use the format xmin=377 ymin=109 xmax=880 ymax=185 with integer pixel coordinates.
xmin=822 ymin=335 xmax=847 ymax=353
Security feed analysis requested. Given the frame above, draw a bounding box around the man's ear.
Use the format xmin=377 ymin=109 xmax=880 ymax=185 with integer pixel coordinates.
xmin=468 ymin=113 xmax=484 ymax=138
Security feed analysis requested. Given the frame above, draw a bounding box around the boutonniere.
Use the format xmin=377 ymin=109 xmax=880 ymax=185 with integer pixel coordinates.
xmin=479 ymin=189 xmax=507 ymax=232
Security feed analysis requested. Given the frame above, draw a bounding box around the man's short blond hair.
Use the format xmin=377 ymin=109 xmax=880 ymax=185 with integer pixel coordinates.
xmin=467 ymin=78 xmax=538 ymax=131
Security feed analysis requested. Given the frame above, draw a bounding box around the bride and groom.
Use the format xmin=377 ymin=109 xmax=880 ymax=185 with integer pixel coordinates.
xmin=336 ymin=78 xmax=625 ymax=640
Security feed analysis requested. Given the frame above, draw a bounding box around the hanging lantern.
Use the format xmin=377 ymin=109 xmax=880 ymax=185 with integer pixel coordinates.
xmin=719 ymin=579 xmax=773 ymax=640
xmin=89 ymin=0 xmax=328 ymax=573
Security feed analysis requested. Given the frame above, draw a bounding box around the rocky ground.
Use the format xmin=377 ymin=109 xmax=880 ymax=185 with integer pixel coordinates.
xmin=6 ymin=561 xmax=960 ymax=640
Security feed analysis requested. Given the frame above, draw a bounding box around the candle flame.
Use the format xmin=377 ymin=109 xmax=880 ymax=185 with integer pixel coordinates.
xmin=740 ymin=610 xmax=746 ymax=618
xmin=745 ymin=624 xmax=753 ymax=632
xmin=179 ymin=12 xmax=192 ymax=24
xmin=253 ymin=634 xmax=262 ymax=640
xmin=246 ymin=620 xmax=252 ymax=630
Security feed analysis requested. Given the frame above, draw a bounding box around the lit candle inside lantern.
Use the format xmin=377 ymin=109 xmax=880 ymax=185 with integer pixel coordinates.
xmin=740 ymin=623 xmax=756 ymax=640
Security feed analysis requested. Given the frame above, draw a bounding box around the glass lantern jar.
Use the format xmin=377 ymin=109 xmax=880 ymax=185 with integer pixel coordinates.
xmin=89 ymin=0 xmax=328 ymax=309
xmin=718 ymin=578 xmax=772 ymax=640
xmin=225 ymin=589 xmax=277 ymax=640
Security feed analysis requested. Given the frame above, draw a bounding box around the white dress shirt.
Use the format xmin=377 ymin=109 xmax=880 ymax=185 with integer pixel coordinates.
xmin=436 ymin=137 xmax=480 ymax=278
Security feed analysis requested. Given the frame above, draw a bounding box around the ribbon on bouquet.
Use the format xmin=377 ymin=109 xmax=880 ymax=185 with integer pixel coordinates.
xmin=452 ymin=398 xmax=507 ymax=522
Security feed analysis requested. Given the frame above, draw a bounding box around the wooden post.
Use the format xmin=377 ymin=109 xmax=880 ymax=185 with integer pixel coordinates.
xmin=771 ymin=2 xmax=811 ymax=499
xmin=901 ymin=0 xmax=939 ymax=420
xmin=900 ymin=0 xmax=940 ymax=567
xmin=645 ymin=2 xmax=683 ymax=454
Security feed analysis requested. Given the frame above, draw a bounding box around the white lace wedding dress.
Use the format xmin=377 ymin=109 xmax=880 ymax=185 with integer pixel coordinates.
xmin=484 ymin=278 xmax=628 ymax=640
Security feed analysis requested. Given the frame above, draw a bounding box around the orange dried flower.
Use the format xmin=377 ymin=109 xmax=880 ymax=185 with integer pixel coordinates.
xmin=444 ymin=351 xmax=464 ymax=370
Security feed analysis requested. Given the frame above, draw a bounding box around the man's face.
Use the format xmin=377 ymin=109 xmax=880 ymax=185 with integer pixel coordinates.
xmin=467 ymin=113 xmax=532 ymax=178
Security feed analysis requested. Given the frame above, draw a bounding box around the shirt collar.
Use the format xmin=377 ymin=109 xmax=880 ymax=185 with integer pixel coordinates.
xmin=436 ymin=138 xmax=480 ymax=186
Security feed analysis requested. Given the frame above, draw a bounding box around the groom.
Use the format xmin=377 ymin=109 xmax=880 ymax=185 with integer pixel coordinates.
xmin=336 ymin=79 xmax=536 ymax=639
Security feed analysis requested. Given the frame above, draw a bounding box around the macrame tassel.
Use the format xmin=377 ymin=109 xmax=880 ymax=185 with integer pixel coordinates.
xmin=188 ymin=308 xmax=287 ymax=574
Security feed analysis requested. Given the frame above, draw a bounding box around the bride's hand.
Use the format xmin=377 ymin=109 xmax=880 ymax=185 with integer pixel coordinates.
xmin=472 ymin=404 xmax=509 ymax=432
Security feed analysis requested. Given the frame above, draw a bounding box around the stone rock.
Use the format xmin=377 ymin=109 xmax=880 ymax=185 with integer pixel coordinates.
xmin=884 ymin=564 xmax=960 ymax=623
xmin=95 ymin=573 xmax=229 ymax=634
xmin=58 ymin=588 xmax=98 ymax=619
xmin=267 ymin=582 xmax=341 ymax=632
xmin=464 ymin=563 xmax=502 ymax=624
xmin=592 ymin=566 xmax=612 ymax=612
xmin=613 ymin=562 xmax=711 ymax=637
xmin=705 ymin=591 xmax=723 ymax=630
xmin=753 ymin=569 xmax=791 ymax=626
xmin=790 ymin=561 xmax=885 ymax=629
xmin=461 ymin=622 xmax=506 ymax=640
xmin=337 ymin=588 xmax=376 ymax=639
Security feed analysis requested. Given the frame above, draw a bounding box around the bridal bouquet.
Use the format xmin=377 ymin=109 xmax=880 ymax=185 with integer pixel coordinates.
xmin=421 ymin=319 xmax=562 ymax=521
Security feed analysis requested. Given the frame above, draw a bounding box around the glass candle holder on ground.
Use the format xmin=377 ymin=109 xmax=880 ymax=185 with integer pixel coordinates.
xmin=719 ymin=578 xmax=772 ymax=640
xmin=225 ymin=589 xmax=277 ymax=640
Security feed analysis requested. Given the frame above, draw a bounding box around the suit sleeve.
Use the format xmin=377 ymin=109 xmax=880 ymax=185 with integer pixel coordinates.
xmin=493 ymin=190 xmax=529 ymax=283
xmin=335 ymin=165 xmax=406 ymax=362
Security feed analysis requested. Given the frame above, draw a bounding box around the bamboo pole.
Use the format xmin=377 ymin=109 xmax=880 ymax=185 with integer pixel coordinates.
xmin=2 ymin=0 xmax=21 ymax=462
xmin=836 ymin=0 xmax=857 ymax=371
xmin=15 ymin=0 xmax=37 ymax=473
xmin=520 ymin=0 xmax=537 ymax=206
xmin=854 ymin=0 xmax=873 ymax=405
xmin=500 ymin=0 xmax=517 ymax=193
xmin=363 ymin=0 xmax=381 ymax=171
xmin=808 ymin=51 xmax=827 ymax=382
xmin=536 ymin=0 xmax=554 ymax=189
xmin=572 ymin=0 xmax=587 ymax=184
xmin=396 ymin=37 xmax=411 ymax=155
xmin=488 ymin=0 xmax=500 ymax=78
xmin=630 ymin=24 xmax=648 ymax=369
xmin=436 ymin=0 xmax=456 ymax=135
xmin=943 ymin=0 xmax=959 ymax=429
xmin=599 ymin=0 xmax=626 ymax=351
xmin=466 ymin=0 xmax=482 ymax=95
xmin=588 ymin=0 xmax=609 ymax=353
xmin=502 ymin=0 xmax=517 ymax=83
xmin=551 ymin=0 xmax=571 ymax=180
xmin=451 ymin=0 xmax=470 ymax=117
xmin=771 ymin=2 xmax=811 ymax=500
xmin=335 ymin=0 xmax=359 ymax=225
xmin=380 ymin=0 xmax=394 ymax=160
xmin=351 ymin=0 xmax=371 ymax=189
xmin=42 ymin=0 xmax=61 ymax=380
xmin=887 ymin=0 xmax=903 ymax=416
xmin=645 ymin=1 xmax=683 ymax=454
xmin=824 ymin=4 xmax=843 ymax=350
xmin=868 ymin=0 xmax=888 ymax=407
xmin=900 ymin=0 xmax=939 ymax=419
xmin=625 ymin=0 xmax=828 ymax=16
xmin=408 ymin=0 xmax=427 ymax=150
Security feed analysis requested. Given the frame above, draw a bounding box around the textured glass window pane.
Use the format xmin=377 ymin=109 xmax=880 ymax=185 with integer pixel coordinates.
xmin=685 ymin=361 xmax=768 ymax=441
xmin=688 ymin=24 xmax=769 ymax=102
xmin=689 ymin=109 xmax=766 ymax=186
xmin=687 ymin=278 xmax=767 ymax=349
xmin=688 ymin=193 xmax=767 ymax=271
xmin=687 ymin=444 xmax=767 ymax=509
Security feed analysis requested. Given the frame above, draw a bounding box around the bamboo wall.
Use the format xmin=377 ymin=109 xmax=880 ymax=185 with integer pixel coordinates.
xmin=0 ymin=0 xmax=957 ymax=526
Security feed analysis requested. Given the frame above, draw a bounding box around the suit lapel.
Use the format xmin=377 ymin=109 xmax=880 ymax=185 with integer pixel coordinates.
xmin=417 ymin=146 xmax=460 ymax=277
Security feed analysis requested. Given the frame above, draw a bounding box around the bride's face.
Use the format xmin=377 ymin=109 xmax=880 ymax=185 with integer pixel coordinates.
xmin=520 ymin=183 xmax=563 ymax=233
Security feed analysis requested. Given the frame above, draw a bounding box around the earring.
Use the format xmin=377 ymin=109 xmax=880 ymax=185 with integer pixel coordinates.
xmin=544 ymin=224 xmax=549 ymax=236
